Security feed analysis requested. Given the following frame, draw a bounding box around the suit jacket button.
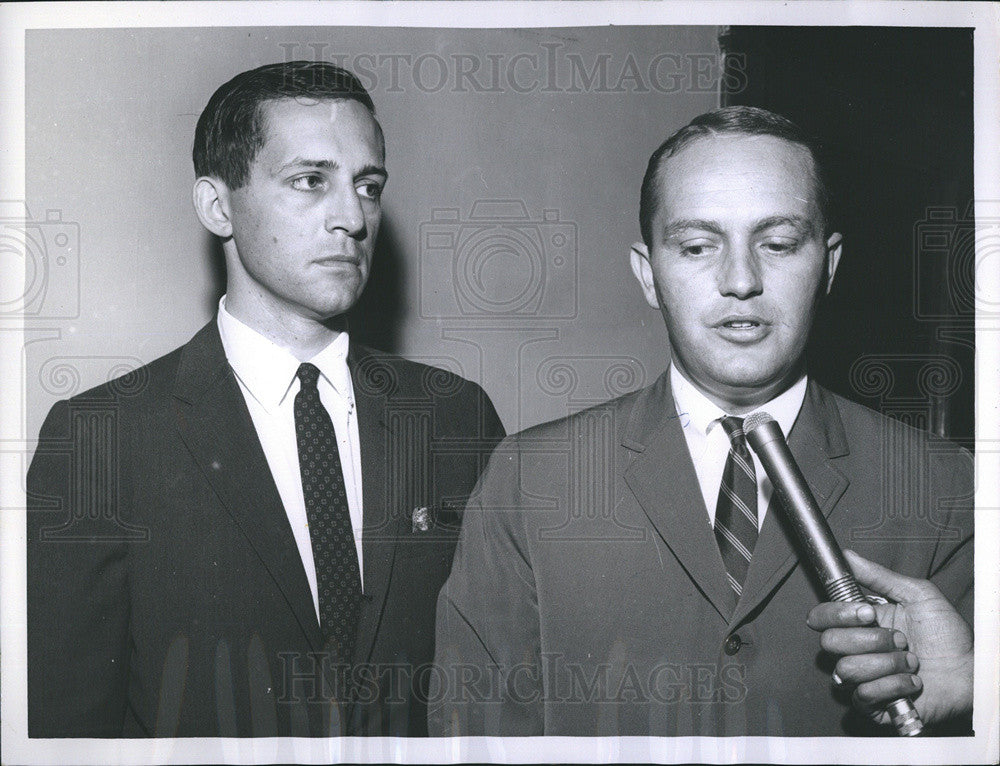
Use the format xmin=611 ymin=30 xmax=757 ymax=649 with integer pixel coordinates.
xmin=724 ymin=634 xmax=742 ymax=655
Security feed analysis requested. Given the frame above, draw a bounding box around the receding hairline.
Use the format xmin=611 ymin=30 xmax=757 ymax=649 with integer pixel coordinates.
xmin=253 ymin=94 xmax=386 ymax=160
xmin=645 ymin=132 xmax=828 ymax=235
xmin=255 ymin=94 xmax=384 ymax=135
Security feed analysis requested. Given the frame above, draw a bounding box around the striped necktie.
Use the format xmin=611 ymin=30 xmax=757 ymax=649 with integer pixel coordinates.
xmin=713 ymin=416 xmax=758 ymax=598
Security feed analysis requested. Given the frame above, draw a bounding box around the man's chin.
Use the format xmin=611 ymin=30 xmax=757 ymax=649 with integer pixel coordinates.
xmin=301 ymin=299 xmax=360 ymax=326
xmin=307 ymin=284 xmax=366 ymax=319
xmin=715 ymin=369 xmax=801 ymax=405
xmin=685 ymin=358 xmax=794 ymax=405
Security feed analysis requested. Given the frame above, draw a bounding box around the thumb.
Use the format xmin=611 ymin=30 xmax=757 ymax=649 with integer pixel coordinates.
xmin=844 ymin=549 xmax=933 ymax=604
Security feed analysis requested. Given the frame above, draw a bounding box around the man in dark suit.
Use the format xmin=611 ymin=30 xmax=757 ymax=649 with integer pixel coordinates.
xmin=27 ymin=61 xmax=504 ymax=738
xmin=431 ymin=106 xmax=974 ymax=736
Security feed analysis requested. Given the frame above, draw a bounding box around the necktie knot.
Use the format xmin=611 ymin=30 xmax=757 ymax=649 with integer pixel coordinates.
xmin=719 ymin=416 xmax=746 ymax=449
xmin=297 ymin=362 xmax=321 ymax=391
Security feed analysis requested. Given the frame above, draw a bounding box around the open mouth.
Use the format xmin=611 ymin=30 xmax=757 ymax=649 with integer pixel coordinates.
xmin=722 ymin=319 xmax=760 ymax=329
xmin=714 ymin=316 xmax=769 ymax=342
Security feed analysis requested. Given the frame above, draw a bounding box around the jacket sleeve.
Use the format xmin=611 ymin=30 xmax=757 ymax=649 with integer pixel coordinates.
xmin=924 ymin=443 xmax=975 ymax=627
xmin=27 ymin=398 xmax=132 ymax=737
xmin=466 ymin=378 xmax=505 ymax=456
xmin=429 ymin=438 xmax=544 ymax=736
xmin=919 ymin=442 xmax=975 ymax=735
xmin=479 ymin=383 xmax=506 ymax=448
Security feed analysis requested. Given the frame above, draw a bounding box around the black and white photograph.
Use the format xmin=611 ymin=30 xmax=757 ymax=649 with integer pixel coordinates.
xmin=1 ymin=2 xmax=998 ymax=764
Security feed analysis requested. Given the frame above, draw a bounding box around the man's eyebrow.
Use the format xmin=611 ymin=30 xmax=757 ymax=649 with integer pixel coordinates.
xmin=274 ymin=157 xmax=335 ymax=174
xmin=273 ymin=158 xmax=388 ymax=179
xmin=356 ymin=163 xmax=389 ymax=180
xmin=660 ymin=219 xmax=725 ymax=240
xmin=752 ymin=215 xmax=816 ymax=236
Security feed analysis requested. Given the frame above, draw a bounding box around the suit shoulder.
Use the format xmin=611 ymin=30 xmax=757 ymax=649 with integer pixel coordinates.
xmin=504 ymin=384 xmax=644 ymax=447
xmin=30 ymin=341 xmax=192 ymax=474
xmin=40 ymin=343 xmax=187 ymax=419
xmin=824 ymin=386 xmax=972 ymax=471
xmin=351 ymin=344 xmax=490 ymax=402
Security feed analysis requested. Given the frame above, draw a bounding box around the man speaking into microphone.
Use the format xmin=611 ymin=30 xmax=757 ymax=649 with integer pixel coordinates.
xmin=431 ymin=106 xmax=974 ymax=736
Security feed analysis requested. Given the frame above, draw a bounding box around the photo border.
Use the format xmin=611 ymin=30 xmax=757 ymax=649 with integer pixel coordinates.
xmin=1 ymin=2 xmax=997 ymax=764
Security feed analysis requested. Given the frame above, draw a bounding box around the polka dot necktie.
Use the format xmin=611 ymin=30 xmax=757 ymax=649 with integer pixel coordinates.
xmin=713 ymin=416 xmax=759 ymax=599
xmin=294 ymin=363 xmax=362 ymax=678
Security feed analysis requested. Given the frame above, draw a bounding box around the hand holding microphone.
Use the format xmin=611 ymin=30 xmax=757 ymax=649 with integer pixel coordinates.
xmin=807 ymin=549 xmax=974 ymax=730
xmin=743 ymin=412 xmax=925 ymax=736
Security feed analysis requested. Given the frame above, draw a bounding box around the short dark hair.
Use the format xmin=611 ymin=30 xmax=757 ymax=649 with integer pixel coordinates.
xmin=638 ymin=106 xmax=833 ymax=246
xmin=193 ymin=61 xmax=378 ymax=189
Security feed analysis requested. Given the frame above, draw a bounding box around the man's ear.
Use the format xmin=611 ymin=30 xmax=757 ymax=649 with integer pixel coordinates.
xmin=629 ymin=242 xmax=660 ymax=310
xmin=192 ymin=176 xmax=233 ymax=239
xmin=824 ymin=231 xmax=843 ymax=294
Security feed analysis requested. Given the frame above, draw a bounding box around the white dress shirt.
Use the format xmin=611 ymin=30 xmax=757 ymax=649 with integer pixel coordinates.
xmin=670 ymin=364 xmax=807 ymax=530
xmin=217 ymin=297 xmax=365 ymax=619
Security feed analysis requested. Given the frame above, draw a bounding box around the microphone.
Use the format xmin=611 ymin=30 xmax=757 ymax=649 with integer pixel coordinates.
xmin=742 ymin=411 xmax=923 ymax=737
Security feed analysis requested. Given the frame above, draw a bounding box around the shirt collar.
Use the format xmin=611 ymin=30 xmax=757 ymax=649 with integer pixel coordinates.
xmin=669 ymin=363 xmax=807 ymax=440
xmin=216 ymin=296 xmax=352 ymax=413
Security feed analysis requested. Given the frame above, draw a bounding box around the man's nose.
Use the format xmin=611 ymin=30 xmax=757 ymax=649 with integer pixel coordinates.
xmin=717 ymin=247 xmax=763 ymax=299
xmin=324 ymin=182 xmax=366 ymax=238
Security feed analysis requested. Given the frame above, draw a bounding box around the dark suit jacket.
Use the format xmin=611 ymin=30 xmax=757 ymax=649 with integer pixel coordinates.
xmin=27 ymin=320 xmax=504 ymax=737
xmin=431 ymin=371 xmax=973 ymax=736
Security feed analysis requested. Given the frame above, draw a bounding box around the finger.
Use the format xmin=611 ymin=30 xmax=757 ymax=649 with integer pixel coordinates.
xmin=843 ymin=550 xmax=939 ymax=604
xmin=852 ymin=673 xmax=922 ymax=709
xmin=807 ymin=601 xmax=877 ymax=631
xmin=834 ymin=651 xmax=918 ymax=686
xmin=820 ymin=627 xmax=907 ymax=655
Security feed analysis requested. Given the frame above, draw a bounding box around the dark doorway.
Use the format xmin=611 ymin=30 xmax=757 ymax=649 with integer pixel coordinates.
xmin=722 ymin=27 xmax=975 ymax=448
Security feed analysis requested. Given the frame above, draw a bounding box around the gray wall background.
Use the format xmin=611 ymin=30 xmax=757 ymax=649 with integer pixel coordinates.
xmin=24 ymin=26 xmax=723 ymax=439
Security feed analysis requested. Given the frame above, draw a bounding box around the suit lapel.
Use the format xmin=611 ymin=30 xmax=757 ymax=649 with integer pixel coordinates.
xmin=347 ymin=346 xmax=406 ymax=666
xmin=623 ymin=374 xmax=736 ymax=621
xmin=730 ymin=381 xmax=851 ymax=626
xmin=172 ymin=322 xmax=324 ymax=652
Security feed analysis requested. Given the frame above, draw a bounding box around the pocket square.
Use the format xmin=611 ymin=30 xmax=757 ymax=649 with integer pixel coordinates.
xmin=411 ymin=506 xmax=431 ymax=533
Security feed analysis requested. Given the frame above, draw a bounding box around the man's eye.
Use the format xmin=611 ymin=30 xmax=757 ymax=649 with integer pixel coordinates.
xmin=760 ymin=239 xmax=798 ymax=254
xmin=679 ymin=242 xmax=716 ymax=257
xmin=290 ymin=175 xmax=324 ymax=191
xmin=357 ymin=181 xmax=383 ymax=201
